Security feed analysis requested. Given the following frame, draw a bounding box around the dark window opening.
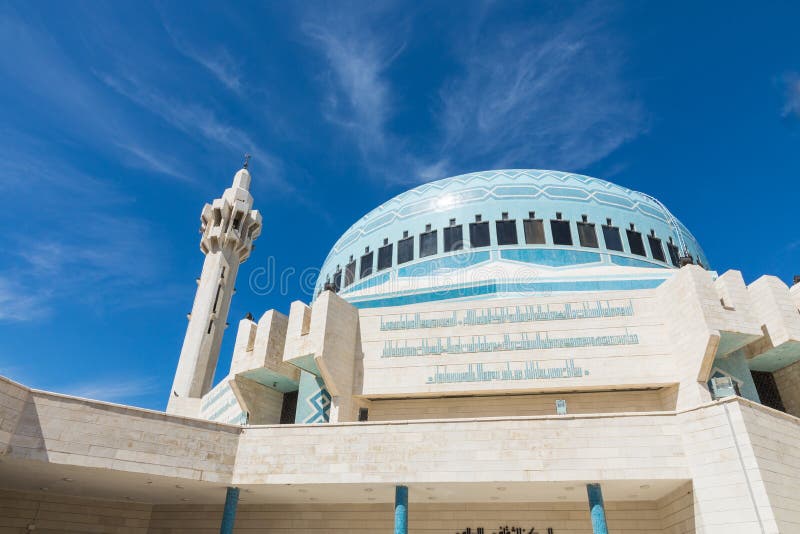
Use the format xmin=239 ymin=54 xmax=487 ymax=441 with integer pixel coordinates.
xmin=496 ymin=219 xmax=518 ymax=245
xmin=443 ymin=225 xmax=463 ymax=252
xmin=523 ymin=214 xmax=545 ymax=244
xmin=360 ymin=251 xmax=374 ymax=279
xmin=213 ymin=284 xmax=222 ymax=313
xmin=752 ymin=371 xmax=786 ymax=412
xmin=207 ymin=319 xmax=214 ymax=334
xmin=667 ymin=239 xmax=681 ymax=267
xmin=577 ymin=222 xmax=599 ymax=248
xmin=419 ymin=229 xmax=437 ymax=258
xmin=626 ymin=226 xmax=646 ymax=256
xmin=344 ymin=259 xmax=356 ymax=287
xmin=232 ymin=212 xmax=243 ymax=231
xmin=647 ymin=234 xmax=666 ymax=262
xmin=550 ymin=219 xmax=573 ymax=245
xmin=332 ymin=269 xmax=342 ymax=292
xmin=358 ymin=408 xmax=369 ymax=422
xmin=603 ymin=224 xmax=624 ymax=252
xmin=469 ymin=221 xmax=490 ymax=248
xmin=280 ymin=390 xmax=298 ymax=424
xmin=377 ymin=244 xmax=393 ymax=271
xmin=213 ymin=209 xmax=222 ymax=226
xmin=397 ymin=236 xmax=414 ymax=264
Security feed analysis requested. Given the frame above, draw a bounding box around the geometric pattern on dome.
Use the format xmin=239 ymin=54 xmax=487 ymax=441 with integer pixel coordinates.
xmin=325 ymin=169 xmax=692 ymax=261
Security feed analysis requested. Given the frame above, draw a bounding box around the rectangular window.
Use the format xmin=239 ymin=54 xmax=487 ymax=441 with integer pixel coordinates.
xmin=360 ymin=251 xmax=374 ymax=279
xmin=332 ymin=270 xmax=342 ymax=292
xmin=344 ymin=260 xmax=356 ymax=287
xmin=358 ymin=408 xmax=369 ymax=422
xmin=626 ymin=228 xmax=646 ymax=256
xmin=523 ymin=218 xmax=546 ymax=244
xmin=602 ymin=225 xmax=623 ymax=251
xmin=667 ymin=241 xmax=680 ymax=267
xmin=550 ymin=219 xmax=573 ymax=245
xmin=419 ymin=230 xmax=437 ymax=258
xmin=443 ymin=225 xmax=463 ymax=252
xmin=647 ymin=235 xmax=666 ymax=262
xmin=577 ymin=222 xmax=599 ymax=248
xmin=495 ymin=220 xmax=518 ymax=245
xmin=397 ymin=236 xmax=414 ymax=264
xmin=377 ymin=243 xmax=393 ymax=270
xmin=469 ymin=221 xmax=490 ymax=247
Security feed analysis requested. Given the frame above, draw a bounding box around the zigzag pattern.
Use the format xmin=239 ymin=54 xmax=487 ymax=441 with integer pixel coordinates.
xmin=302 ymin=388 xmax=331 ymax=424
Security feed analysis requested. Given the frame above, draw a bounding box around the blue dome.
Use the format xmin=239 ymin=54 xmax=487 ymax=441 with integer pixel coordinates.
xmin=317 ymin=169 xmax=707 ymax=307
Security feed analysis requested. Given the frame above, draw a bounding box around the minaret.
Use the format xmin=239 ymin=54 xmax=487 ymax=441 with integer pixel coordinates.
xmin=167 ymin=162 xmax=262 ymax=417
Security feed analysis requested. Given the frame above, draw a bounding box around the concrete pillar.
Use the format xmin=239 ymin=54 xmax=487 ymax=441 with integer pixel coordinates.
xmin=394 ymin=485 xmax=408 ymax=534
xmin=220 ymin=486 xmax=240 ymax=534
xmin=586 ymin=483 xmax=609 ymax=534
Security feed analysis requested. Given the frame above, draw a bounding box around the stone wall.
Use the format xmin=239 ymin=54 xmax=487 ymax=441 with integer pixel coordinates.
xmin=773 ymin=359 xmax=800 ymax=417
xmin=0 ymin=489 xmax=152 ymax=533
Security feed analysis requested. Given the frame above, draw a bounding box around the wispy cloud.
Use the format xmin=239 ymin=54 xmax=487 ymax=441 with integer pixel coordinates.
xmin=781 ymin=72 xmax=800 ymax=119
xmin=302 ymin=3 xmax=406 ymax=159
xmin=301 ymin=3 xmax=645 ymax=185
xmin=162 ymin=20 xmax=243 ymax=94
xmin=59 ymin=376 xmax=160 ymax=403
xmin=436 ymin=5 xmax=645 ymax=174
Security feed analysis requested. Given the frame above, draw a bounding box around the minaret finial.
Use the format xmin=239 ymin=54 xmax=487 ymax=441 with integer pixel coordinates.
xmin=243 ymin=153 xmax=251 ymax=169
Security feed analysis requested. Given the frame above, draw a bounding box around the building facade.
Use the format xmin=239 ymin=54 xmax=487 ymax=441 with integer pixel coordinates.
xmin=1 ymin=168 xmax=800 ymax=533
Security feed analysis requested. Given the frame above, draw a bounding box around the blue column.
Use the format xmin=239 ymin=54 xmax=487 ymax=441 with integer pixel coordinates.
xmin=394 ymin=485 xmax=408 ymax=534
xmin=220 ymin=486 xmax=240 ymax=534
xmin=586 ymin=483 xmax=609 ymax=534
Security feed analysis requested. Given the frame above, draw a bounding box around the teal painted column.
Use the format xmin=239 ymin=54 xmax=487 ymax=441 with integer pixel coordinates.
xmin=394 ymin=485 xmax=408 ymax=534
xmin=220 ymin=486 xmax=239 ymax=534
xmin=586 ymin=483 xmax=609 ymax=534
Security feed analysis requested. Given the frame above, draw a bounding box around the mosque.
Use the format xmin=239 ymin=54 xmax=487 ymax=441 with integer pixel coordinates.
xmin=1 ymin=166 xmax=799 ymax=533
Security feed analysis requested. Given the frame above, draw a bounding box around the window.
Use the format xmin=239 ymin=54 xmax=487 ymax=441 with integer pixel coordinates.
xmin=550 ymin=215 xmax=573 ymax=245
xmin=647 ymin=231 xmax=666 ymax=262
xmin=523 ymin=212 xmax=546 ymax=244
xmin=358 ymin=408 xmax=369 ymax=422
xmin=360 ymin=250 xmax=374 ymax=279
xmin=332 ymin=269 xmax=342 ymax=292
xmin=626 ymin=224 xmax=646 ymax=256
xmin=344 ymin=258 xmax=356 ymax=287
xmin=377 ymin=242 xmax=393 ymax=271
xmin=469 ymin=216 xmax=491 ymax=247
xmin=577 ymin=216 xmax=598 ymax=248
xmin=443 ymin=224 xmax=463 ymax=252
xmin=602 ymin=219 xmax=624 ymax=252
xmin=496 ymin=217 xmax=518 ymax=245
xmin=397 ymin=235 xmax=414 ymax=264
xmin=666 ymin=238 xmax=680 ymax=267
xmin=419 ymin=228 xmax=438 ymax=258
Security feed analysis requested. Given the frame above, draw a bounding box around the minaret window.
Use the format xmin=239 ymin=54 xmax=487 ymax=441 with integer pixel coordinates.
xmin=344 ymin=258 xmax=356 ymax=287
xmin=523 ymin=212 xmax=545 ymax=244
xmin=602 ymin=218 xmax=624 ymax=252
xmin=550 ymin=213 xmax=573 ymax=245
xmin=443 ymin=220 xmax=463 ymax=252
xmin=496 ymin=213 xmax=518 ymax=245
xmin=213 ymin=208 xmax=222 ymax=226
xmin=232 ymin=212 xmax=243 ymax=231
xmin=667 ymin=237 xmax=681 ymax=267
xmin=377 ymin=240 xmax=393 ymax=271
xmin=647 ymin=230 xmax=666 ymax=262
xmin=360 ymin=249 xmax=374 ymax=279
xmin=419 ymin=225 xmax=438 ymax=258
xmin=397 ymin=232 xmax=414 ymax=264
xmin=469 ymin=215 xmax=490 ymax=248
xmin=626 ymin=223 xmax=646 ymax=256
xmin=212 ymin=284 xmax=222 ymax=313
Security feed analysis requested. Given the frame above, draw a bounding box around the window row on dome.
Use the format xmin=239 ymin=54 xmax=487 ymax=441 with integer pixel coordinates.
xmin=326 ymin=212 xmax=684 ymax=291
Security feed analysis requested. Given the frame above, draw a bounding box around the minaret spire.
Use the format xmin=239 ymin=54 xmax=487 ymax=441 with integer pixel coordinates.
xmin=166 ymin=164 xmax=262 ymax=417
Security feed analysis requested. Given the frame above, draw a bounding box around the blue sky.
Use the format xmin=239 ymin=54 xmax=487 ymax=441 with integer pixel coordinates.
xmin=1 ymin=1 xmax=798 ymax=410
